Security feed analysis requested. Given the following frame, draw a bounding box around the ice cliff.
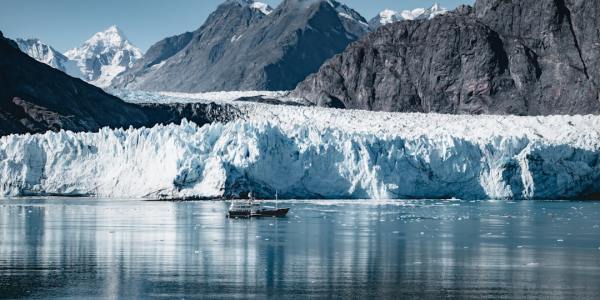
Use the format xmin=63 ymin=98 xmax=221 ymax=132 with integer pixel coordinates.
xmin=1 ymin=111 xmax=600 ymax=200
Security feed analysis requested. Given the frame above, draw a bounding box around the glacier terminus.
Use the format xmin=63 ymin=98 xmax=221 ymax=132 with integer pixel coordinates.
xmin=2 ymin=94 xmax=599 ymax=200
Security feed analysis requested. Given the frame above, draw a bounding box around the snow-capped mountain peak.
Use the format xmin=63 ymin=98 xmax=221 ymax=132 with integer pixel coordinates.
xmin=425 ymin=3 xmax=448 ymax=19
xmin=430 ymin=3 xmax=445 ymax=14
xmin=16 ymin=38 xmax=67 ymax=69
xmin=15 ymin=38 xmax=84 ymax=78
xmin=370 ymin=3 xmax=448 ymax=28
xmin=231 ymin=0 xmax=273 ymax=15
xmin=65 ymin=25 xmax=141 ymax=60
xmin=401 ymin=3 xmax=448 ymax=20
xmin=250 ymin=1 xmax=273 ymax=15
xmin=400 ymin=7 xmax=427 ymax=20
xmin=84 ymin=25 xmax=129 ymax=49
xmin=374 ymin=9 xmax=402 ymax=26
xmin=65 ymin=26 xmax=143 ymax=88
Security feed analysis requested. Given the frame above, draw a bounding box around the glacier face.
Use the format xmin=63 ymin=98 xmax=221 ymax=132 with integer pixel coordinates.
xmin=1 ymin=112 xmax=600 ymax=200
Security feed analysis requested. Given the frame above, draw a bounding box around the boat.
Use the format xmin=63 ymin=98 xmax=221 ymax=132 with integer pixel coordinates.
xmin=227 ymin=192 xmax=289 ymax=218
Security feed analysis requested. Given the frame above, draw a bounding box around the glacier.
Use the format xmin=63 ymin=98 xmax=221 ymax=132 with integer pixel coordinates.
xmin=1 ymin=104 xmax=600 ymax=200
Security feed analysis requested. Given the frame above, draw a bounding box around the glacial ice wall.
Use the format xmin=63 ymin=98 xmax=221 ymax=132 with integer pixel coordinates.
xmin=1 ymin=118 xmax=599 ymax=200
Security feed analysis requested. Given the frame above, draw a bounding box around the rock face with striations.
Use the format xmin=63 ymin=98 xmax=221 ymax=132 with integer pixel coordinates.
xmin=111 ymin=0 xmax=369 ymax=92
xmin=292 ymin=0 xmax=600 ymax=115
xmin=0 ymin=31 xmax=239 ymax=136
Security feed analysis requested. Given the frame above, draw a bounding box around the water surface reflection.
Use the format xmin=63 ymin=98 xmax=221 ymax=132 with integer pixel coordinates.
xmin=1 ymin=199 xmax=599 ymax=299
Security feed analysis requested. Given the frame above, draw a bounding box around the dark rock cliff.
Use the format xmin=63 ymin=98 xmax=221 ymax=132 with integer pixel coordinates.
xmin=292 ymin=0 xmax=600 ymax=115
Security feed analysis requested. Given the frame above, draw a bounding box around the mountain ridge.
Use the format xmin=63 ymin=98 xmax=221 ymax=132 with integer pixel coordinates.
xmin=15 ymin=38 xmax=82 ymax=78
xmin=0 ymin=30 xmax=239 ymax=136
xmin=292 ymin=0 xmax=600 ymax=116
xmin=369 ymin=3 xmax=448 ymax=28
xmin=111 ymin=0 xmax=370 ymax=92
xmin=14 ymin=26 xmax=143 ymax=88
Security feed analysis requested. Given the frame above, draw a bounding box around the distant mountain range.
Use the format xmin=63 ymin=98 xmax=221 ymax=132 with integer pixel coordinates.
xmin=16 ymin=1 xmax=445 ymax=92
xmin=369 ymin=4 xmax=448 ymax=28
xmin=0 ymin=30 xmax=237 ymax=136
xmin=15 ymin=26 xmax=142 ymax=88
xmin=15 ymin=38 xmax=82 ymax=78
xmin=6 ymin=0 xmax=600 ymax=123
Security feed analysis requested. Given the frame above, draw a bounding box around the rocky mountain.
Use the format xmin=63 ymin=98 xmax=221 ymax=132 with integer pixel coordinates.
xmin=15 ymin=38 xmax=83 ymax=78
xmin=65 ymin=25 xmax=143 ymax=88
xmin=328 ymin=0 xmax=370 ymax=36
xmin=369 ymin=3 xmax=448 ymax=28
xmin=0 ymin=30 xmax=237 ymax=136
xmin=292 ymin=0 xmax=600 ymax=116
xmin=111 ymin=0 xmax=370 ymax=92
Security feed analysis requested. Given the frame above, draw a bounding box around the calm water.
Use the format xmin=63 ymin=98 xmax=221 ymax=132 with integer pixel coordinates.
xmin=1 ymin=199 xmax=600 ymax=299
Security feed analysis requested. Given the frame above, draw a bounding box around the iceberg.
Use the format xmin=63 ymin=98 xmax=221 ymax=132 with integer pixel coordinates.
xmin=1 ymin=109 xmax=600 ymax=200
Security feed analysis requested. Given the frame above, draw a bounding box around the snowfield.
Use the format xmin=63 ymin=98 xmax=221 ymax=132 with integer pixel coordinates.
xmin=1 ymin=91 xmax=600 ymax=200
xmin=111 ymin=89 xmax=290 ymax=104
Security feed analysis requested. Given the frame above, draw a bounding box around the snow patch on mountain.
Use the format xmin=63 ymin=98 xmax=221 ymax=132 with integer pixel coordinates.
xmin=250 ymin=1 xmax=273 ymax=15
xmin=370 ymin=3 xmax=448 ymax=28
xmin=65 ymin=25 xmax=143 ymax=87
xmin=15 ymin=38 xmax=83 ymax=78
xmin=16 ymin=38 xmax=67 ymax=69
xmin=1 ymin=92 xmax=600 ymax=200
xmin=373 ymin=9 xmax=402 ymax=26
xmin=328 ymin=0 xmax=370 ymax=30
